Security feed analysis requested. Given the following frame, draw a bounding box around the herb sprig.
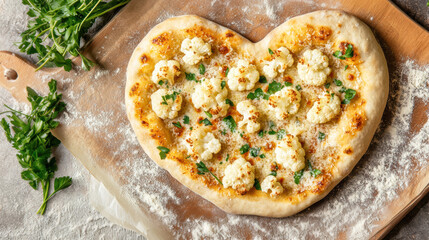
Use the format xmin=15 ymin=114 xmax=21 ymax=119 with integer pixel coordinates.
xmin=0 ymin=79 xmax=71 ymax=215
xmin=18 ymin=0 xmax=131 ymax=71
xmin=196 ymin=161 xmax=222 ymax=185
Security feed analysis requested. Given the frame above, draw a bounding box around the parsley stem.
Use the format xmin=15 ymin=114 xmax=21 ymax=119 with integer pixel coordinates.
xmin=210 ymin=172 xmax=223 ymax=185
xmin=78 ymin=0 xmax=102 ymax=31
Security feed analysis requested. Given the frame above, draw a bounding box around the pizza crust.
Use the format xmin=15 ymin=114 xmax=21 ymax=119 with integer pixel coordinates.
xmin=125 ymin=10 xmax=388 ymax=217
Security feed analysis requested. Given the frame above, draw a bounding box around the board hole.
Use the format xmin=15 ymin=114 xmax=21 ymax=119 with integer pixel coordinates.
xmin=4 ymin=68 xmax=18 ymax=81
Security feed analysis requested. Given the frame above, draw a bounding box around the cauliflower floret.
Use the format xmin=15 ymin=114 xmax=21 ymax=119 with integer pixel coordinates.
xmin=275 ymin=134 xmax=306 ymax=172
xmin=150 ymin=89 xmax=182 ymax=119
xmin=268 ymin=87 xmax=301 ymax=120
xmin=227 ymin=60 xmax=259 ymax=91
xmin=191 ymin=77 xmax=229 ymax=117
xmin=186 ymin=127 xmax=221 ymax=161
xmin=180 ymin=37 xmax=212 ymax=65
xmin=297 ymin=49 xmax=331 ymax=86
xmin=262 ymin=47 xmax=294 ymax=80
xmin=151 ymin=60 xmax=181 ymax=85
xmin=236 ymin=100 xmax=260 ymax=133
xmin=223 ymin=157 xmax=255 ymax=194
xmin=307 ymin=92 xmax=341 ymax=123
xmin=261 ymin=175 xmax=284 ymax=197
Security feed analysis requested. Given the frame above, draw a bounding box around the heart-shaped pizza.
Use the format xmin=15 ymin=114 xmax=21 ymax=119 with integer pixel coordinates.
xmin=125 ymin=10 xmax=388 ymax=217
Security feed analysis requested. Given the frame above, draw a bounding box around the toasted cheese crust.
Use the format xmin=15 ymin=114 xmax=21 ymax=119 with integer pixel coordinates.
xmin=126 ymin=11 xmax=388 ymax=217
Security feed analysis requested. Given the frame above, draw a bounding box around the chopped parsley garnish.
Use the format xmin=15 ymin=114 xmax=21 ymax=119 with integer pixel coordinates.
xmin=294 ymin=169 xmax=304 ymax=184
xmin=250 ymin=147 xmax=260 ymax=157
xmin=258 ymin=130 xmax=265 ymax=138
xmin=269 ymin=171 xmax=277 ymax=177
xmin=295 ymin=84 xmax=302 ymax=91
xmin=205 ymin=111 xmax=213 ymax=118
xmin=324 ymin=82 xmax=331 ymax=89
xmin=345 ymin=65 xmax=349 ymax=70
xmin=223 ymin=115 xmax=236 ymax=132
xmin=158 ymin=80 xmax=164 ymax=85
xmin=259 ymin=154 xmax=266 ymax=159
xmin=199 ymin=63 xmax=205 ymax=74
xmin=268 ymin=121 xmax=277 ymax=135
xmin=240 ymin=144 xmax=250 ymax=154
xmin=342 ymin=89 xmax=357 ymax=104
xmin=226 ymin=154 xmax=230 ymax=162
xmin=339 ymin=86 xmax=347 ymax=93
xmin=308 ymin=160 xmax=322 ymax=177
xmin=254 ymin=178 xmax=261 ymax=190
xmin=157 ymin=146 xmax=170 ymax=160
xmin=267 ymin=81 xmax=284 ymax=95
xmin=225 ymin=99 xmax=234 ymax=106
xmin=199 ymin=118 xmax=212 ymax=126
xmin=196 ymin=161 xmax=222 ymax=185
xmin=277 ymin=129 xmax=286 ymax=140
xmin=334 ymin=79 xmax=342 ymax=86
xmin=161 ymin=91 xmax=179 ymax=105
xmin=225 ymin=67 xmax=230 ymax=76
xmin=259 ymin=76 xmax=267 ymax=83
xmin=220 ymin=129 xmax=227 ymax=135
xmin=185 ymin=72 xmax=196 ymax=81
xmin=247 ymin=88 xmax=267 ymax=100
xmin=333 ymin=44 xmax=354 ymax=60
xmin=183 ymin=115 xmax=190 ymax=124
xmin=318 ymin=131 xmax=325 ymax=141
xmin=221 ymin=80 xmax=226 ymax=89
xmin=173 ymin=122 xmax=182 ymax=128
xmin=284 ymin=81 xmax=293 ymax=87
xmin=268 ymin=48 xmax=274 ymax=55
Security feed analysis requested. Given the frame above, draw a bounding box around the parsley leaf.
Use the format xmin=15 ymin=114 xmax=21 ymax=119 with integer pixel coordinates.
xmin=226 ymin=154 xmax=230 ymax=162
xmin=196 ymin=161 xmax=222 ymax=185
xmin=294 ymin=169 xmax=304 ymax=184
xmin=258 ymin=130 xmax=265 ymax=138
xmin=308 ymin=160 xmax=322 ymax=178
xmin=225 ymin=67 xmax=230 ymax=76
xmin=277 ymin=129 xmax=286 ymax=140
xmin=267 ymin=81 xmax=283 ymax=95
xmin=334 ymin=79 xmax=343 ymax=86
xmin=254 ymin=178 xmax=261 ymax=190
xmin=173 ymin=122 xmax=182 ymax=128
xmin=247 ymin=88 xmax=266 ymax=100
xmin=259 ymin=154 xmax=266 ymax=159
xmin=295 ymin=84 xmax=302 ymax=91
xmin=161 ymin=91 xmax=179 ymax=105
xmin=318 ymin=131 xmax=325 ymax=141
xmin=18 ymin=0 xmax=130 ymax=71
xmin=223 ymin=115 xmax=236 ymax=133
xmin=158 ymin=80 xmax=164 ymax=86
xmin=240 ymin=144 xmax=250 ymax=154
xmin=345 ymin=65 xmax=349 ymax=70
xmin=268 ymin=48 xmax=274 ymax=55
xmin=185 ymin=72 xmax=197 ymax=81
xmin=250 ymin=147 xmax=260 ymax=157
xmin=0 ymin=79 xmax=71 ymax=215
xmin=183 ymin=115 xmax=190 ymax=124
xmin=157 ymin=146 xmax=170 ymax=160
xmin=284 ymin=81 xmax=292 ymax=87
xmin=259 ymin=76 xmax=267 ymax=83
xmin=324 ymin=82 xmax=331 ymax=89
xmin=225 ymin=99 xmax=234 ymax=106
xmin=333 ymin=44 xmax=354 ymax=60
xmin=342 ymin=89 xmax=357 ymax=104
xmin=221 ymin=80 xmax=226 ymax=89
xmin=339 ymin=86 xmax=347 ymax=93
xmin=269 ymin=171 xmax=277 ymax=177
xmin=199 ymin=118 xmax=212 ymax=126
xmin=199 ymin=63 xmax=205 ymax=74
xmin=204 ymin=111 xmax=213 ymax=118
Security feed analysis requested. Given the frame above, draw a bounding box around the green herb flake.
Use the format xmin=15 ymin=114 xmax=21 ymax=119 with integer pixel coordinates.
xmin=277 ymin=129 xmax=286 ymax=140
xmin=308 ymin=160 xmax=322 ymax=178
xmin=269 ymin=171 xmax=277 ymax=177
xmin=240 ymin=144 xmax=250 ymax=154
xmin=220 ymin=129 xmax=227 ymax=135
xmin=339 ymin=86 xmax=347 ymax=93
xmin=226 ymin=154 xmax=230 ymax=162
xmin=344 ymin=65 xmax=349 ymax=70
xmin=158 ymin=80 xmax=164 ymax=85
xmin=250 ymin=147 xmax=260 ymax=157
xmin=157 ymin=146 xmax=170 ymax=160
xmin=333 ymin=44 xmax=354 ymax=60
xmin=295 ymin=84 xmax=302 ymax=91
xmin=258 ymin=130 xmax=265 ymax=138
xmin=268 ymin=48 xmax=274 ymax=55
xmin=284 ymin=81 xmax=293 ymax=87
xmin=334 ymin=79 xmax=342 ymax=86
xmin=318 ymin=131 xmax=325 ymax=141
xmin=225 ymin=67 xmax=230 ymax=77
xmin=342 ymin=89 xmax=357 ymax=104
xmin=247 ymin=88 xmax=265 ymax=100
xmin=223 ymin=115 xmax=237 ymax=132
xmin=267 ymin=81 xmax=284 ymax=95
xmin=196 ymin=161 xmax=223 ymax=185
xmin=225 ymin=99 xmax=234 ymax=106
xmin=173 ymin=122 xmax=182 ymax=128
xmin=259 ymin=76 xmax=267 ymax=83
xmin=221 ymin=80 xmax=226 ymax=89
xmin=183 ymin=115 xmax=190 ymax=124
xmin=254 ymin=178 xmax=261 ymax=190
xmin=205 ymin=111 xmax=213 ymax=118
xmin=324 ymin=82 xmax=331 ymax=89
xmin=199 ymin=118 xmax=212 ymax=126
xmin=185 ymin=72 xmax=196 ymax=81
xmin=199 ymin=63 xmax=206 ymax=75
xmin=259 ymin=154 xmax=266 ymax=159
xmin=294 ymin=169 xmax=304 ymax=184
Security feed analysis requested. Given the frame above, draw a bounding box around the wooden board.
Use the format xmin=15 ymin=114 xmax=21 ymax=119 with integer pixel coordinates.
xmin=0 ymin=0 xmax=428 ymax=238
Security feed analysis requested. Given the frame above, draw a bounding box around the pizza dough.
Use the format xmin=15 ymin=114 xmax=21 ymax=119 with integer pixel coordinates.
xmin=125 ymin=10 xmax=388 ymax=217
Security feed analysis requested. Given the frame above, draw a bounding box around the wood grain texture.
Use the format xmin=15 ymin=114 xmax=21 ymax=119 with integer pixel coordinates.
xmin=0 ymin=0 xmax=428 ymax=238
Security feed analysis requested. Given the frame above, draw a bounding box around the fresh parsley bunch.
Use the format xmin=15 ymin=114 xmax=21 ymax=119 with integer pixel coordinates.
xmin=0 ymin=79 xmax=71 ymax=215
xmin=18 ymin=0 xmax=130 ymax=72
